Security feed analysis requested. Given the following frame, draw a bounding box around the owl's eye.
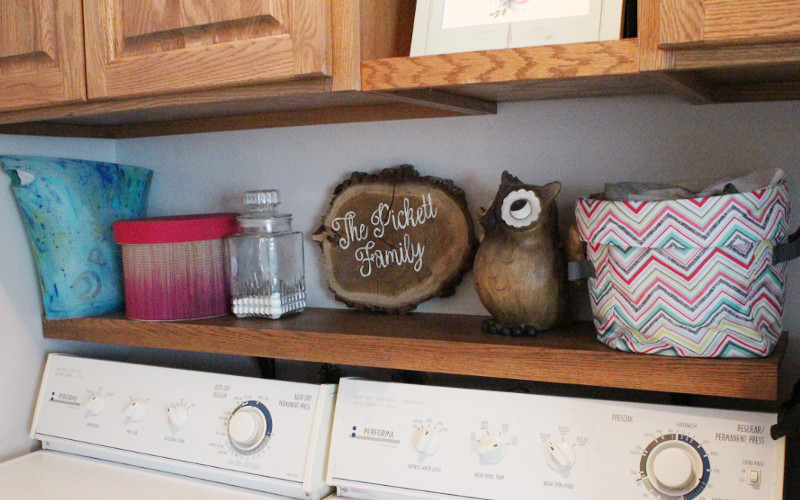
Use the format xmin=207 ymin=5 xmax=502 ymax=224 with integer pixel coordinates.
xmin=509 ymin=199 xmax=531 ymax=219
xmin=501 ymin=189 xmax=541 ymax=228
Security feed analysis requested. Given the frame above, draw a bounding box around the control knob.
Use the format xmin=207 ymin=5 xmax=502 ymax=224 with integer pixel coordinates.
xmin=544 ymin=440 xmax=576 ymax=472
xmin=167 ymin=404 xmax=189 ymax=429
xmin=476 ymin=434 xmax=505 ymax=465
xmin=413 ymin=426 xmax=441 ymax=456
xmin=83 ymin=393 xmax=106 ymax=416
xmin=640 ymin=434 xmax=710 ymax=498
xmin=123 ymin=398 xmax=147 ymax=422
xmin=227 ymin=401 xmax=272 ymax=453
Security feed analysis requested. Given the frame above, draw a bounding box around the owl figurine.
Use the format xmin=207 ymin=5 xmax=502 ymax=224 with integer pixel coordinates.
xmin=473 ymin=171 xmax=568 ymax=336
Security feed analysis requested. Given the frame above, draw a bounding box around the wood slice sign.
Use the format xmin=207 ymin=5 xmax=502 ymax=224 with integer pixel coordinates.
xmin=313 ymin=165 xmax=476 ymax=313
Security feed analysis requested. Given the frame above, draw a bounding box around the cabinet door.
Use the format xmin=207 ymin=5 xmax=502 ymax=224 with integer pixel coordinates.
xmin=0 ymin=0 xmax=86 ymax=111
xmin=640 ymin=0 xmax=800 ymax=71
xmin=654 ymin=0 xmax=800 ymax=46
xmin=83 ymin=0 xmax=331 ymax=99
xmin=702 ymin=0 xmax=800 ymax=42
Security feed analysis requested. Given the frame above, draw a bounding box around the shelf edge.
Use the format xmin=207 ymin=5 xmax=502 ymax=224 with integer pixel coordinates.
xmin=42 ymin=309 xmax=784 ymax=401
xmin=361 ymin=39 xmax=641 ymax=92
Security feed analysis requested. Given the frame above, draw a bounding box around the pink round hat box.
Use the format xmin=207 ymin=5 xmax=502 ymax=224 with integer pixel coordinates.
xmin=113 ymin=213 xmax=239 ymax=321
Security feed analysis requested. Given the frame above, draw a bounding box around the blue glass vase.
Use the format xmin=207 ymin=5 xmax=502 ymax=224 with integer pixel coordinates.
xmin=2 ymin=155 xmax=153 ymax=319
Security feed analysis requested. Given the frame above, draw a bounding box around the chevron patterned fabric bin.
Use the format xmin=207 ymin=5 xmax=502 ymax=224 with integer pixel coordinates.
xmin=576 ymin=182 xmax=790 ymax=358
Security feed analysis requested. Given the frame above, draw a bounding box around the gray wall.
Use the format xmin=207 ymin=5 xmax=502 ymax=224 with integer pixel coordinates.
xmin=1 ymin=94 xmax=799 ymax=464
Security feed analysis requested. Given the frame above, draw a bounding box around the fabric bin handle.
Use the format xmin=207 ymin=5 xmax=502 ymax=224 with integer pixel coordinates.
xmin=773 ymin=227 xmax=800 ymax=264
xmin=568 ymin=260 xmax=596 ymax=281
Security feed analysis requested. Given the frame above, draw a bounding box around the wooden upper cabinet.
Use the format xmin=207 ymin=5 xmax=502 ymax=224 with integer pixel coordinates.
xmin=640 ymin=0 xmax=800 ymax=70
xmin=654 ymin=0 xmax=800 ymax=46
xmin=0 ymin=0 xmax=86 ymax=111
xmin=83 ymin=0 xmax=332 ymax=99
xmin=702 ymin=0 xmax=800 ymax=42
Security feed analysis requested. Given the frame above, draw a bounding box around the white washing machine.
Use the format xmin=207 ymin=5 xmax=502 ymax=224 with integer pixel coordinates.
xmin=0 ymin=353 xmax=336 ymax=499
xmin=327 ymin=378 xmax=786 ymax=500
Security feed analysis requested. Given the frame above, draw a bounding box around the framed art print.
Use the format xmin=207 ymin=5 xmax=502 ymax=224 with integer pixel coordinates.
xmin=410 ymin=0 xmax=625 ymax=56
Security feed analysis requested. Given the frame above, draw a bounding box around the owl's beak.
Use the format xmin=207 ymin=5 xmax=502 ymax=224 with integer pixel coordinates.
xmin=480 ymin=208 xmax=497 ymax=231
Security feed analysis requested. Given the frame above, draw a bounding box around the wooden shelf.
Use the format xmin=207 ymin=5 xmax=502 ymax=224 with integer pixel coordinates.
xmin=3 ymin=35 xmax=800 ymax=138
xmin=0 ymin=88 xmax=496 ymax=139
xmin=363 ymin=37 xmax=800 ymax=105
xmin=43 ymin=308 xmax=786 ymax=401
xmin=361 ymin=39 xmax=663 ymax=102
xmin=0 ymin=40 xmax=650 ymax=139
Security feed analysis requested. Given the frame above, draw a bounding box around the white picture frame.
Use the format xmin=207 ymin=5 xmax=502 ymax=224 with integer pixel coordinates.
xmin=410 ymin=0 xmax=626 ymax=57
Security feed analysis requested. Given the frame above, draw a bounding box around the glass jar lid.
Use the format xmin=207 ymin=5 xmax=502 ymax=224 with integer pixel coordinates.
xmin=237 ymin=189 xmax=292 ymax=233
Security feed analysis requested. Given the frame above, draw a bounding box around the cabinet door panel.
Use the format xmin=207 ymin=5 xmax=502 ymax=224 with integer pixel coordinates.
xmin=121 ymin=0 xmax=274 ymax=38
xmin=0 ymin=0 xmax=52 ymax=59
xmin=84 ymin=0 xmax=330 ymax=99
xmin=655 ymin=0 xmax=800 ymax=46
xmin=0 ymin=0 xmax=86 ymax=111
xmin=704 ymin=0 xmax=800 ymax=41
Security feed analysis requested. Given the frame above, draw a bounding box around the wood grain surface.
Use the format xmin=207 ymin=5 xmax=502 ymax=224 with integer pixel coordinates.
xmin=0 ymin=86 xmax=493 ymax=138
xmin=121 ymin=0 xmax=273 ymax=38
xmin=2 ymin=0 xmax=800 ymax=134
xmin=0 ymin=0 xmax=86 ymax=110
xmin=704 ymin=0 xmax=800 ymax=42
xmin=42 ymin=309 xmax=786 ymax=400
xmin=83 ymin=0 xmax=329 ymax=98
xmin=313 ymin=166 xmax=476 ymax=313
xmin=362 ymin=39 xmax=640 ymax=91
xmin=0 ymin=0 xmax=47 ymax=59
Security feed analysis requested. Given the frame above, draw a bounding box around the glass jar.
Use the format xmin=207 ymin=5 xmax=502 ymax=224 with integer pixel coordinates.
xmin=226 ymin=189 xmax=305 ymax=318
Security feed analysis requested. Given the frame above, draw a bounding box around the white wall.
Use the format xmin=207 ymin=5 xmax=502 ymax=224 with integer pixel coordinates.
xmin=0 ymin=136 xmax=118 ymax=461
xmin=1 ymin=94 xmax=799 ymax=462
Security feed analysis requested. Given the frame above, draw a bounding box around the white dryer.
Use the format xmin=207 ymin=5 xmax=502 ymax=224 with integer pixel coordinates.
xmin=0 ymin=353 xmax=336 ymax=499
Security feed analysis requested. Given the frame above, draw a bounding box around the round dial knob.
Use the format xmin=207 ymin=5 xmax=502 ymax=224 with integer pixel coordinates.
xmin=642 ymin=435 xmax=709 ymax=498
xmin=124 ymin=398 xmax=147 ymax=422
xmin=83 ymin=393 xmax=106 ymax=416
xmin=227 ymin=401 xmax=272 ymax=452
xmin=476 ymin=434 xmax=505 ymax=465
xmin=651 ymin=447 xmax=696 ymax=491
xmin=167 ymin=404 xmax=189 ymax=429
xmin=413 ymin=426 xmax=441 ymax=456
xmin=545 ymin=440 xmax=576 ymax=472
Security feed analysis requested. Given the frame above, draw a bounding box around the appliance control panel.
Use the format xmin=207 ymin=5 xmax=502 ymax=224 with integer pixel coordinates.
xmin=327 ymin=379 xmax=784 ymax=500
xmin=32 ymin=354 xmax=336 ymax=499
